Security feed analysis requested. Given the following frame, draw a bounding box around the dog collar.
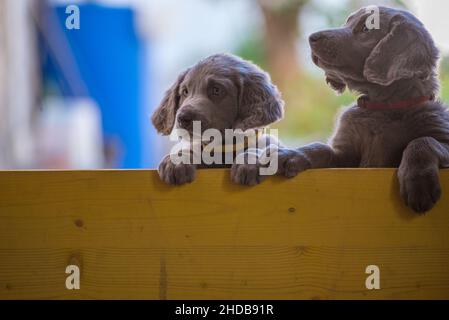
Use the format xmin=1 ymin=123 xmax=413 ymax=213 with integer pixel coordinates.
xmin=223 ymin=128 xmax=264 ymax=153
xmin=357 ymin=95 xmax=434 ymax=109
xmin=201 ymin=128 xmax=265 ymax=154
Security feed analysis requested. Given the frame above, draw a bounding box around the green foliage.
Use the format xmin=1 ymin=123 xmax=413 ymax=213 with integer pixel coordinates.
xmin=271 ymin=74 xmax=354 ymax=144
xmin=440 ymin=56 xmax=449 ymax=104
xmin=235 ymin=33 xmax=267 ymax=69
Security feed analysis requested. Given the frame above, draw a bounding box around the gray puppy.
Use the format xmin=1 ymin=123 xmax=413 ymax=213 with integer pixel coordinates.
xmin=236 ymin=6 xmax=449 ymax=213
xmin=152 ymin=53 xmax=284 ymax=185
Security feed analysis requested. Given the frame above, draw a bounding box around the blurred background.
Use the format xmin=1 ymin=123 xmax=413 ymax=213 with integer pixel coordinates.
xmin=0 ymin=0 xmax=448 ymax=169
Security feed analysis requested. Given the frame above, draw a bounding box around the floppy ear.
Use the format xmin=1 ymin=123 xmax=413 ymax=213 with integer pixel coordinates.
xmin=151 ymin=69 xmax=189 ymax=135
xmin=235 ymin=68 xmax=284 ymax=131
xmin=363 ymin=15 xmax=438 ymax=86
xmin=325 ymin=74 xmax=346 ymax=94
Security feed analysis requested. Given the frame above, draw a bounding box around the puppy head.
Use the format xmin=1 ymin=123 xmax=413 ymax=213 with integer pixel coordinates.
xmin=151 ymin=53 xmax=284 ymax=136
xmin=308 ymin=6 xmax=439 ymax=92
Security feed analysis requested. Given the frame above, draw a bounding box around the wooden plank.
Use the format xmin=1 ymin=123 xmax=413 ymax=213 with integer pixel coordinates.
xmin=0 ymin=169 xmax=448 ymax=299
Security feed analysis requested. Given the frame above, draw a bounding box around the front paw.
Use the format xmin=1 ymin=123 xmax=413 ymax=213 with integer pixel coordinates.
xmin=398 ymin=168 xmax=441 ymax=213
xmin=231 ymin=162 xmax=265 ymax=186
xmin=158 ymin=155 xmax=196 ymax=185
xmin=277 ymin=148 xmax=311 ymax=178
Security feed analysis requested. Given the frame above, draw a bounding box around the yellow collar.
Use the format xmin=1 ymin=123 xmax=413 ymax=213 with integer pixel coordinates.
xmin=202 ymin=129 xmax=265 ymax=154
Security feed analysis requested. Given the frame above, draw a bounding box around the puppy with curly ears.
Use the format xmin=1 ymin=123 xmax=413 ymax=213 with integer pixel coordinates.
xmin=235 ymin=6 xmax=449 ymax=214
xmin=151 ymin=53 xmax=284 ymax=185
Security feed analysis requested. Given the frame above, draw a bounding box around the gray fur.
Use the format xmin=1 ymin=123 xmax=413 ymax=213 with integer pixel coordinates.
xmin=236 ymin=6 xmax=449 ymax=213
xmin=152 ymin=53 xmax=284 ymax=185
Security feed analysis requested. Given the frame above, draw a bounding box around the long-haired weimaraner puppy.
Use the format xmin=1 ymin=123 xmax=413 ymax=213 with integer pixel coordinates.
xmin=152 ymin=53 xmax=284 ymax=185
xmin=234 ymin=6 xmax=449 ymax=213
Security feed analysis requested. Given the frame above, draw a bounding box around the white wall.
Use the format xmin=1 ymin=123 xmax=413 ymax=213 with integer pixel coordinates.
xmin=0 ymin=0 xmax=38 ymax=168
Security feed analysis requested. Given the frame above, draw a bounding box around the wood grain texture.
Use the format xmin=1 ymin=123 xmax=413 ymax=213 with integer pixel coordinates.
xmin=0 ymin=168 xmax=448 ymax=299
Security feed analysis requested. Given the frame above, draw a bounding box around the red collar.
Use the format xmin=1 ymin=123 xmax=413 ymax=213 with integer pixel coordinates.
xmin=357 ymin=95 xmax=433 ymax=109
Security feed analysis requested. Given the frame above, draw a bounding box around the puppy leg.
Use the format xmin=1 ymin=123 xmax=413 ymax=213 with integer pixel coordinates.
xmin=230 ymin=145 xmax=310 ymax=185
xmin=231 ymin=149 xmax=267 ymax=186
xmin=277 ymin=142 xmax=359 ymax=177
xmin=158 ymin=154 xmax=197 ymax=185
xmin=231 ymin=141 xmax=357 ymax=185
xmin=277 ymin=143 xmax=326 ymax=177
xmin=277 ymin=117 xmax=360 ymax=178
xmin=398 ymin=137 xmax=449 ymax=213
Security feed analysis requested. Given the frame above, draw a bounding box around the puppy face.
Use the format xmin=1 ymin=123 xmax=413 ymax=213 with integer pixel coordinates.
xmin=152 ymin=53 xmax=284 ymax=136
xmin=175 ymin=64 xmax=239 ymax=134
xmin=309 ymin=6 xmax=439 ymax=92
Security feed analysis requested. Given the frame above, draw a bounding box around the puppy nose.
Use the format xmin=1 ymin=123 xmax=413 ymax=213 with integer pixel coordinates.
xmin=177 ymin=109 xmax=195 ymax=127
xmin=309 ymin=32 xmax=324 ymax=43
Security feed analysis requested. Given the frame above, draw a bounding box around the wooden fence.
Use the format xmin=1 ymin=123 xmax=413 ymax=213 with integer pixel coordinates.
xmin=0 ymin=169 xmax=448 ymax=299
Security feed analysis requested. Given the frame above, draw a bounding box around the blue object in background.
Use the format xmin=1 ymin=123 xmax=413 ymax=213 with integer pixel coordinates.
xmin=43 ymin=3 xmax=155 ymax=168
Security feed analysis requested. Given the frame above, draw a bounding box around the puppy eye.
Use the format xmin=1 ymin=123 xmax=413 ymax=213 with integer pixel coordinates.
xmin=212 ymin=86 xmax=221 ymax=96
xmin=182 ymin=88 xmax=189 ymax=96
xmin=362 ymin=24 xmax=370 ymax=33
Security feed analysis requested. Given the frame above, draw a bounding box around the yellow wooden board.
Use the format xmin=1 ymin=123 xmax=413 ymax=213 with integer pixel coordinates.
xmin=0 ymin=168 xmax=448 ymax=299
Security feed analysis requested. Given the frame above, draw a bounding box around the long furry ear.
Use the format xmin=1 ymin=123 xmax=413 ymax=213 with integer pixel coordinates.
xmin=151 ymin=69 xmax=189 ymax=135
xmin=363 ymin=14 xmax=439 ymax=86
xmin=234 ymin=67 xmax=284 ymax=131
